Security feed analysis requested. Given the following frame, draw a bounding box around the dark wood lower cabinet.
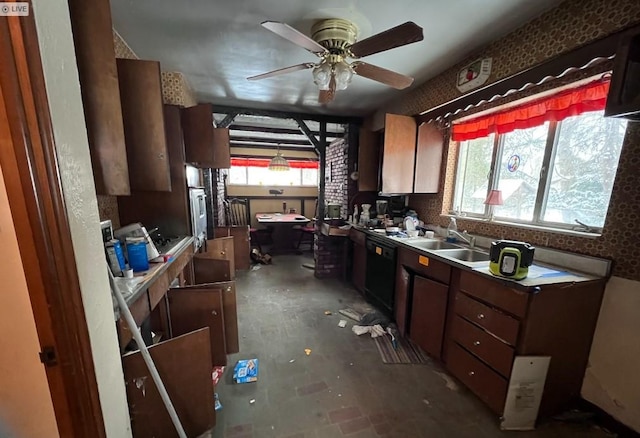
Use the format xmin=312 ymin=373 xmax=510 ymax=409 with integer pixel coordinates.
xmin=122 ymin=328 xmax=215 ymax=438
xmin=168 ymin=286 xmax=227 ymax=366
xmin=409 ymin=275 xmax=448 ymax=360
xmin=352 ymin=242 xmax=366 ymax=293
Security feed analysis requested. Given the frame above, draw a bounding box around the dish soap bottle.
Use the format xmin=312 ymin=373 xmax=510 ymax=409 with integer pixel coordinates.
xmin=447 ymin=217 xmax=458 ymax=242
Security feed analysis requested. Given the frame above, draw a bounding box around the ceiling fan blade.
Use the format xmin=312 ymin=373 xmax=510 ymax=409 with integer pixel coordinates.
xmin=353 ymin=62 xmax=414 ymax=89
xmin=261 ymin=21 xmax=328 ymax=56
xmin=318 ymin=76 xmax=336 ymax=104
xmin=348 ymin=21 xmax=423 ymax=58
xmin=247 ymin=63 xmax=314 ymax=81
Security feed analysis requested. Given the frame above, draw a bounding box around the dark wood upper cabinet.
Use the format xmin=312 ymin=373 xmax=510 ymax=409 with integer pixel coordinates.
xmin=357 ymin=127 xmax=380 ymax=191
xmin=68 ymin=0 xmax=130 ymax=195
xmin=605 ymin=24 xmax=640 ymax=120
xmin=381 ymin=114 xmax=417 ymax=194
xmin=181 ymin=103 xmax=231 ymax=168
xmin=413 ymin=122 xmax=444 ymax=193
xmin=116 ymin=59 xmax=171 ymax=192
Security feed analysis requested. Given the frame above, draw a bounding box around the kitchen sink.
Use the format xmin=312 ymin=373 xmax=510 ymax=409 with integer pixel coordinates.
xmin=435 ymin=248 xmax=491 ymax=262
xmin=407 ymin=239 xmax=461 ymax=250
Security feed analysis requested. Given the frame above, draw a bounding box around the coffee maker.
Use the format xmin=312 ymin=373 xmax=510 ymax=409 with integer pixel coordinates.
xmin=376 ymin=200 xmax=389 ymax=226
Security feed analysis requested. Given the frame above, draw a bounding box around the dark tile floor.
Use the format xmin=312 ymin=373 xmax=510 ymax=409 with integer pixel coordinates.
xmin=206 ymin=254 xmax=613 ymax=438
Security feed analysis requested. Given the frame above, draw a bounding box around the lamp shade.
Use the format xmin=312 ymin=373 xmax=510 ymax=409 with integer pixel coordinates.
xmin=268 ymin=151 xmax=290 ymax=171
xmin=484 ymin=189 xmax=503 ymax=206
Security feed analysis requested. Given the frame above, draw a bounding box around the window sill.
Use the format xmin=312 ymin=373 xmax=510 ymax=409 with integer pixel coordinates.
xmin=440 ymin=213 xmax=602 ymax=239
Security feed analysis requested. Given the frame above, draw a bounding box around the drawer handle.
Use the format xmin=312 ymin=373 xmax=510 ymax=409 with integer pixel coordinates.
xmin=221 ymin=251 xmax=226 ymax=256
xmin=473 ymin=341 xmax=481 ymax=346
xmin=211 ymin=310 xmax=218 ymax=316
xmin=477 ymin=313 xmax=485 ymax=320
xmin=468 ymin=371 xmax=475 ymax=376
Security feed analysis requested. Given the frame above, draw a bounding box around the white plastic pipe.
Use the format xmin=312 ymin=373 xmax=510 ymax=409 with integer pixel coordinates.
xmin=107 ymin=267 xmax=187 ymax=438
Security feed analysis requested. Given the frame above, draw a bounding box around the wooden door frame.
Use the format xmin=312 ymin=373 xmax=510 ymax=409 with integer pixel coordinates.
xmin=0 ymin=8 xmax=106 ymax=438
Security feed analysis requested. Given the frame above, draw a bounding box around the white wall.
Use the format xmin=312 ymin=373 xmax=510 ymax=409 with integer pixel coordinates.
xmin=582 ymin=276 xmax=640 ymax=432
xmin=32 ymin=1 xmax=132 ymax=436
xmin=0 ymin=166 xmax=59 ymax=437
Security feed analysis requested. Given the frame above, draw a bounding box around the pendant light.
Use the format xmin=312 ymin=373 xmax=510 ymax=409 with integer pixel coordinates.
xmin=268 ymin=146 xmax=290 ymax=172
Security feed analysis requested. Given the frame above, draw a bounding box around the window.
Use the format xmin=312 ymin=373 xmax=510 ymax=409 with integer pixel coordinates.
xmin=229 ymin=158 xmax=319 ymax=186
xmin=452 ymin=110 xmax=627 ymax=231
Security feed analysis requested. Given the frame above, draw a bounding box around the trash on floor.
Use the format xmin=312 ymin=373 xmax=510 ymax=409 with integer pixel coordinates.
xmin=233 ymin=359 xmax=259 ymax=383
xmin=249 ymin=399 xmax=256 ymax=405
xmin=289 ymin=359 xmax=295 ymax=363
xmin=304 ymin=348 xmax=312 ymax=356
xmin=250 ymin=248 xmax=272 ymax=264
xmin=302 ymin=262 xmax=315 ymax=270
xmin=324 ymin=310 xmax=332 ymax=315
xmin=339 ymin=308 xmax=363 ymax=322
xmin=214 ymin=393 xmax=222 ymax=411
xmin=352 ymin=324 xmax=386 ymax=338
xmin=211 ymin=365 xmax=225 ymax=386
xmin=359 ymin=311 xmax=391 ymax=328
xmin=251 ymin=264 xmax=261 ymax=271
xmin=338 ymin=319 xmax=348 ymax=328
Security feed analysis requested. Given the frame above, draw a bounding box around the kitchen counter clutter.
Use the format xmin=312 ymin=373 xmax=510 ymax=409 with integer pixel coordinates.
xmin=350 ymin=225 xmax=609 ymax=425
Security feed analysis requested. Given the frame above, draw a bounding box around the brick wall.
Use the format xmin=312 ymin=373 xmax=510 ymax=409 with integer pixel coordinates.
xmin=314 ymin=232 xmax=346 ymax=278
xmin=324 ymin=138 xmax=349 ymax=218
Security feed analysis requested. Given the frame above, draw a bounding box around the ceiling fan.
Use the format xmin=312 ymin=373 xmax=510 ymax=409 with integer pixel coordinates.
xmin=247 ymin=19 xmax=424 ymax=103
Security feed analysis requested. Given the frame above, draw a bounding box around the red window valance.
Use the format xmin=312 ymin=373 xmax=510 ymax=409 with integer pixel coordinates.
xmin=230 ymin=157 xmax=319 ymax=169
xmin=451 ymin=79 xmax=610 ymax=142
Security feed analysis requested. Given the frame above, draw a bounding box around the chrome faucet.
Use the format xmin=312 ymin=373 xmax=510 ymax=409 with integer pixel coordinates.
xmin=448 ymin=230 xmax=476 ymax=248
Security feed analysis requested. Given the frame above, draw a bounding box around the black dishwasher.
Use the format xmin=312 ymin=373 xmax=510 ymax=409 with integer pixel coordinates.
xmin=365 ymin=236 xmax=397 ymax=313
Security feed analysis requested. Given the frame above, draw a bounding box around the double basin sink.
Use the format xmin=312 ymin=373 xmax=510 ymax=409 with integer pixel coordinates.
xmin=403 ymin=238 xmax=491 ymax=265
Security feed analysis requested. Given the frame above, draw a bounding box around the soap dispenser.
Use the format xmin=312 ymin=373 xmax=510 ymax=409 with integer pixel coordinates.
xmin=447 ymin=217 xmax=458 ymax=242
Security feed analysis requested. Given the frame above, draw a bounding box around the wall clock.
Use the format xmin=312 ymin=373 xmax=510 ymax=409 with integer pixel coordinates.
xmin=456 ymin=58 xmax=492 ymax=93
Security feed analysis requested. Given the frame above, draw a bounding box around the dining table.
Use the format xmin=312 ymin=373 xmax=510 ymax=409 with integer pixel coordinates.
xmin=256 ymin=213 xmax=311 ymax=254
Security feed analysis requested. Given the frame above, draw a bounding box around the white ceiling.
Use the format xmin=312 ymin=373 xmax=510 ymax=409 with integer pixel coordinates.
xmin=110 ymin=0 xmax=564 ymax=117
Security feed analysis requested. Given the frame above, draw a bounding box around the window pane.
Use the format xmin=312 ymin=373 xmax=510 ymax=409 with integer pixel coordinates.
xmin=453 ymin=136 xmax=494 ymax=214
xmin=228 ymin=166 xmax=247 ymax=184
xmin=543 ymin=111 xmax=627 ymax=227
xmin=247 ymin=167 xmax=301 ymax=185
xmin=494 ymin=123 xmax=548 ymax=221
xmin=302 ymin=168 xmax=318 ymax=186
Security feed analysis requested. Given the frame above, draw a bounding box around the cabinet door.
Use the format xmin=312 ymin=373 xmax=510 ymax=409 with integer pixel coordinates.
xmin=381 ymin=114 xmax=417 ymax=194
xmin=189 ymin=279 xmax=239 ymax=354
xmin=122 ymin=327 xmax=215 ymax=438
xmin=413 ymin=122 xmax=444 ymax=193
xmin=182 ymin=104 xmax=231 ymax=168
xmin=212 ymin=127 xmax=231 ymax=168
xmin=199 ymin=236 xmax=236 ymax=279
xmin=168 ymin=286 xmax=227 ymax=366
xmin=68 ymin=0 xmax=130 ymax=195
xmin=117 ymin=58 xmax=171 ymax=192
xmin=214 ymin=226 xmax=250 ymax=270
xmin=358 ymin=128 xmax=380 ymax=191
xmin=352 ymin=242 xmax=366 ymax=293
xmin=394 ymin=265 xmax=411 ymax=336
xmin=410 ymin=275 xmax=448 ymax=359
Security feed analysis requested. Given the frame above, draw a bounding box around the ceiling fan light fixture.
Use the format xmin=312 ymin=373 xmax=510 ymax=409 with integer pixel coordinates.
xmin=268 ymin=149 xmax=290 ymax=172
xmin=312 ymin=61 xmax=332 ymax=90
xmin=334 ymin=60 xmax=354 ymax=90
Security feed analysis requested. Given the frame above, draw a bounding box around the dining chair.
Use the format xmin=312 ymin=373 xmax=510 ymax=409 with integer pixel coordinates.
xmin=296 ymin=199 xmax=318 ymax=251
xmin=224 ymin=198 xmax=265 ymax=252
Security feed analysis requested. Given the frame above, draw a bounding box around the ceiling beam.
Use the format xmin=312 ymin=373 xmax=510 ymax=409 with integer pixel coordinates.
xmin=294 ymin=118 xmax=320 ymax=150
xmin=229 ymin=124 xmax=334 ymax=136
xmin=218 ymin=111 xmax=238 ymax=128
xmin=229 ymin=135 xmax=313 ymax=146
xmin=212 ymin=104 xmax=363 ymax=125
xmin=229 ymin=143 xmax=316 ymax=152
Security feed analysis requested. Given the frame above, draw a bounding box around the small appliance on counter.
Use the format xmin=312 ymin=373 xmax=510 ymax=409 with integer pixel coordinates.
xmin=327 ymin=203 xmax=341 ymax=219
xmin=114 ymin=222 xmax=160 ymax=262
xmin=489 ymin=240 xmax=535 ymax=280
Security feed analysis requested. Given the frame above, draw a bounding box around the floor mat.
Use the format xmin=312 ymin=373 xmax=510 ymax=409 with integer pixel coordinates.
xmin=374 ymin=335 xmax=431 ymax=364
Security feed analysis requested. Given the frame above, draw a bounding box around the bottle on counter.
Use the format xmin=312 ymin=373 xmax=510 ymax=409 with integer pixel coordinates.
xmin=353 ymin=204 xmax=359 ymax=224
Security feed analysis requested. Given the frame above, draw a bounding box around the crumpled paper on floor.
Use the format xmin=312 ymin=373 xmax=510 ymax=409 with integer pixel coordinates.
xmin=352 ymin=324 xmax=386 ymax=338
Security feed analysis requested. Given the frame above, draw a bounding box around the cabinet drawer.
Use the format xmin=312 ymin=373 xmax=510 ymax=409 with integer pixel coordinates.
xmin=450 ymin=315 xmax=514 ymax=378
xmin=454 ymin=292 xmax=519 ymax=345
xmin=447 ymin=341 xmax=507 ymax=414
xmin=459 ymin=270 xmax=529 ymax=317
xmin=399 ymin=247 xmax=451 ymax=284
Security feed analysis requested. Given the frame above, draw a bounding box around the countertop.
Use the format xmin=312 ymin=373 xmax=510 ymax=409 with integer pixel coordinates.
xmin=112 ymin=236 xmax=194 ymax=319
xmin=354 ymin=226 xmax=605 ymax=289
